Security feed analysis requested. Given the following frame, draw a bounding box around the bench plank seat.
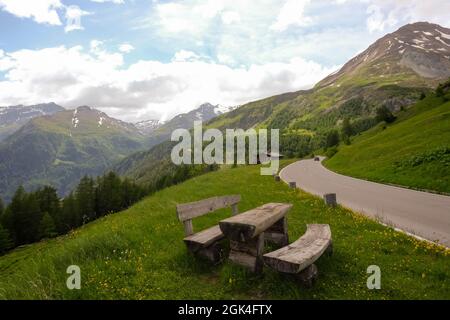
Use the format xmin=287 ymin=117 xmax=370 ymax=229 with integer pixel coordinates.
xmin=177 ymin=195 xmax=241 ymax=264
xmin=184 ymin=225 xmax=225 ymax=252
xmin=264 ymin=224 xmax=332 ymax=274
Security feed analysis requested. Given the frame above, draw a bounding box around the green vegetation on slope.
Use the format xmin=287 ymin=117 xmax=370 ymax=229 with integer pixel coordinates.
xmin=0 ymin=108 xmax=146 ymax=202
xmin=325 ymin=95 xmax=450 ymax=193
xmin=0 ymin=172 xmax=147 ymax=254
xmin=0 ymin=162 xmax=448 ymax=300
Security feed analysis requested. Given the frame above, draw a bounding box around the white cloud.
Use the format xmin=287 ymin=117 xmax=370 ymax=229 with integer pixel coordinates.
xmin=64 ymin=5 xmax=92 ymax=32
xmin=149 ymin=0 xmax=231 ymax=35
xmin=270 ymin=0 xmax=313 ymax=32
xmin=0 ymin=46 xmax=337 ymax=122
xmin=0 ymin=0 xmax=63 ymax=25
xmin=0 ymin=0 xmax=95 ymax=32
xmin=366 ymin=4 xmax=395 ymax=33
xmin=90 ymin=0 xmax=124 ymax=3
xmin=221 ymin=11 xmax=240 ymax=25
xmin=363 ymin=0 xmax=450 ymax=33
xmin=119 ymin=43 xmax=135 ymax=53
xmin=172 ymin=50 xmax=202 ymax=62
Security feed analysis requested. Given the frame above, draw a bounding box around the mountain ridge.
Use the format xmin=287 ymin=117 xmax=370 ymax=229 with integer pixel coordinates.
xmin=0 ymin=106 xmax=146 ymax=202
xmin=115 ymin=22 xmax=450 ymax=185
xmin=144 ymin=102 xmax=238 ymax=147
xmin=318 ymin=22 xmax=450 ymax=88
xmin=0 ymin=102 xmax=64 ymax=141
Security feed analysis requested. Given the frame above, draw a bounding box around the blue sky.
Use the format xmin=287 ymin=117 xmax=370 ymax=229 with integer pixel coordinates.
xmin=0 ymin=0 xmax=449 ymax=122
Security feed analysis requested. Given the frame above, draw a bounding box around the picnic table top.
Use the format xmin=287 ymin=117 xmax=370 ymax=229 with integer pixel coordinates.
xmin=219 ymin=203 xmax=292 ymax=242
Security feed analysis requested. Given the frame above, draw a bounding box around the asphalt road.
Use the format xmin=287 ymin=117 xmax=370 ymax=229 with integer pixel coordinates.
xmin=280 ymin=158 xmax=450 ymax=247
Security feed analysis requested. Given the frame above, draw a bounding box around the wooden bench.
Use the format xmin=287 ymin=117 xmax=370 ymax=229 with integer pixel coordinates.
xmin=177 ymin=195 xmax=241 ymax=264
xmin=263 ymin=224 xmax=333 ymax=287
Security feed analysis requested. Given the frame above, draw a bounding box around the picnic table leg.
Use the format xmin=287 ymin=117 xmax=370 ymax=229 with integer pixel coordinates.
xmin=229 ymin=233 xmax=265 ymax=273
xmin=264 ymin=217 xmax=289 ymax=247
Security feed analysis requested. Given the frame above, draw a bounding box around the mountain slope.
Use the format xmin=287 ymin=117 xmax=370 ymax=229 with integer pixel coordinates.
xmin=0 ymin=162 xmax=448 ymax=299
xmin=145 ymin=103 xmax=238 ymax=148
xmin=325 ymin=85 xmax=450 ymax=193
xmin=318 ymin=22 xmax=450 ymax=88
xmin=115 ymin=22 xmax=450 ymax=185
xmin=135 ymin=119 xmax=162 ymax=135
xmin=0 ymin=103 xmax=64 ymax=141
xmin=208 ymin=22 xmax=450 ymax=134
xmin=0 ymin=106 xmax=146 ymax=202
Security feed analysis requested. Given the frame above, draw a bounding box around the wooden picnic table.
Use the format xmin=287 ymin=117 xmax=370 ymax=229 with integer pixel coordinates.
xmin=219 ymin=203 xmax=292 ymax=273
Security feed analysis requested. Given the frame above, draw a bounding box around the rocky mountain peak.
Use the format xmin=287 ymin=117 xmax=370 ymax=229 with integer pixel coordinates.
xmin=318 ymin=22 xmax=450 ymax=88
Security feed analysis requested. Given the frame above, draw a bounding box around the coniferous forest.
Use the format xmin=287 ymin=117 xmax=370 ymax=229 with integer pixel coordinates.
xmin=0 ymin=164 xmax=217 ymax=255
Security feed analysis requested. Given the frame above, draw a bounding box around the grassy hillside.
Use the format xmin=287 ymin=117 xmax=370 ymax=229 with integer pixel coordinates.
xmin=0 ymin=161 xmax=448 ymax=300
xmin=115 ymin=24 xmax=450 ymax=184
xmin=325 ymin=96 xmax=450 ymax=193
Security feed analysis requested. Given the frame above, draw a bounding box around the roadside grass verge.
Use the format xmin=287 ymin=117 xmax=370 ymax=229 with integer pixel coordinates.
xmin=0 ymin=161 xmax=448 ymax=300
xmin=325 ymin=97 xmax=450 ymax=193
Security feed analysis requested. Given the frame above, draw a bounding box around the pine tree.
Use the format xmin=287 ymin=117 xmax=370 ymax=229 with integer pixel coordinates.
xmin=21 ymin=193 xmax=43 ymax=244
xmin=0 ymin=197 xmax=4 ymax=217
xmin=61 ymin=193 xmax=81 ymax=232
xmin=75 ymin=176 xmax=96 ymax=222
xmin=39 ymin=212 xmax=57 ymax=239
xmin=0 ymin=224 xmax=12 ymax=254
xmin=96 ymin=172 xmax=123 ymax=215
xmin=6 ymin=187 xmax=43 ymax=245
xmin=36 ymin=186 xmax=62 ymax=232
xmin=326 ymin=130 xmax=340 ymax=148
xmin=7 ymin=186 xmax=27 ymax=245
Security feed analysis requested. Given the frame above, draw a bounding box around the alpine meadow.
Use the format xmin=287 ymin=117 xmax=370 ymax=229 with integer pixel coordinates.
xmin=0 ymin=0 xmax=449 ymax=307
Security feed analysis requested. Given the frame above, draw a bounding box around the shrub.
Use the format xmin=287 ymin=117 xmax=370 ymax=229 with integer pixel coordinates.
xmin=326 ymin=130 xmax=340 ymax=148
xmin=325 ymin=147 xmax=338 ymax=159
xmin=376 ymin=106 xmax=396 ymax=124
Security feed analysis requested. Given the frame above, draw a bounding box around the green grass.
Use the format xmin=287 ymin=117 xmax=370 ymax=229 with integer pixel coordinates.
xmin=0 ymin=161 xmax=448 ymax=300
xmin=325 ymin=97 xmax=450 ymax=193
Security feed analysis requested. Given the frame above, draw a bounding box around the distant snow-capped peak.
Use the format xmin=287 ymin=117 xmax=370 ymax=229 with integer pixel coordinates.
xmin=214 ymin=104 xmax=239 ymax=115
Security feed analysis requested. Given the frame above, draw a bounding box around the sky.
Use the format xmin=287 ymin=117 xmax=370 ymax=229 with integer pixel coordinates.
xmin=0 ymin=0 xmax=449 ymax=122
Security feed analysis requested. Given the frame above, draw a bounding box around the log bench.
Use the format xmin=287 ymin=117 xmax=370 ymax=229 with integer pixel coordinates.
xmin=263 ymin=224 xmax=333 ymax=287
xmin=177 ymin=195 xmax=241 ymax=264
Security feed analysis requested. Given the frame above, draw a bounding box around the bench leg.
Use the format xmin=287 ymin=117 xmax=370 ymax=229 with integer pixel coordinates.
xmin=264 ymin=217 xmax=289 ymax=247
xmin=229 ymin=233 xmax=265 ymax=273
xmin=295 ymin=264 xmax=318 ymax=288
xmin=189 ymin=242 xmax=223 ymax=265
xmin=325 ymin=241 xmax=334 ymax=257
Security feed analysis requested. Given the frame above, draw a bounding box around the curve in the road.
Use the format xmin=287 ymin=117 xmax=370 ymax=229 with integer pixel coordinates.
xmin=280 ymin=158 xmax=450 ymax=248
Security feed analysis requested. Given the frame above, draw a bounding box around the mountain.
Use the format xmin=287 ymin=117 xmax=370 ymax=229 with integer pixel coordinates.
xmin=114 ymin=22 xmax=450 ymax=185
xmin=0 ymin=103 xmax=64 ymax=141
xmin=113 ymin=103 xmax=238 ymax=184
xmin=135 ymin=119 xmax=162 ymax=136
xmin=0 ymin=106 xmax=146 ymax=202
xmin=318 ymin=22 xmax=450 ymax=87
xmin=326 ymin=82 xmax=450 ymax=194
xmin=208 ymin=22 xmax=450 ymax=134
xmin=145 ymin=103 xmax=238 ymax=148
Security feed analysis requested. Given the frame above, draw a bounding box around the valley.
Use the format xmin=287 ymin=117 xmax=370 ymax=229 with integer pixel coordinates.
xmin=0 ymin=106 xmax=146 ymax=202
xmin=0 ymin=20 xmax=449 ymax=301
